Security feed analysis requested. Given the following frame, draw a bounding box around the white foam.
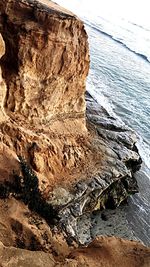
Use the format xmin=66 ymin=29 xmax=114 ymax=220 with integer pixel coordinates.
xmin=86 ymin=79 xmax=126 ymax=127
xmin=136 ymin=135 xmax=150 ymax=170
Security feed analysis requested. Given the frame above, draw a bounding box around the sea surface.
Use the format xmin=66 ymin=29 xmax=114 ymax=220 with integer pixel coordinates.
xmin=55 ymin=0 xmax=150 ymax=245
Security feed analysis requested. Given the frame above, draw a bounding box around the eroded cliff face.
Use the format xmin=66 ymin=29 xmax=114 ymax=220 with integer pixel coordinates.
xmin=0 ymin=0 xmax=89 ymax=126
xmin=0 ymin=0 xmax=145 ymax=261
xmin=0 ymin=0 xmax=94 ymax=190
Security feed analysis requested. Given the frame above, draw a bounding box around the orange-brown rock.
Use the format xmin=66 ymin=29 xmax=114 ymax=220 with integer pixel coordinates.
xmin=0 ymin=197 xmax=72 ymax=258
xmin=69 ymin=237 xmax=150 ymax=267
xmin=0 ymin=1 xmax=149 ymax=266
xmin=0 ymin=235 xmax=149 ymax=267
xmin=0 ymin=0 xmax=141 ymax=193
xmin=0 ymin=0 xmax=104 ymax=244
xmin=0 ymin=0 xmax=98 ymax=192
xmin=0 ymin=33 xmax=7 ymax=122
xmin=0 ymin=0 xmax=142 ymax=238
xmin=0 ymin=0 xmax=89 ymax=126
xmin=0 ymin=0 xmax=142 ymax=246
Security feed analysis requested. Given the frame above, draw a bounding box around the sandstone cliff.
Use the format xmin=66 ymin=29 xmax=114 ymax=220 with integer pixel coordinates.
xmin=0 ymin=0 xmax=89 ymax=125
xmin=0 ymin=1 xmax=148 ymax=266
xmin=0 ymin=0 xmax=90 ymax=187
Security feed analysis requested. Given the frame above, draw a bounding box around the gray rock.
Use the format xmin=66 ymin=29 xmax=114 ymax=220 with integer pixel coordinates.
xmin=48 ymin=93 xmax=142 ymax=244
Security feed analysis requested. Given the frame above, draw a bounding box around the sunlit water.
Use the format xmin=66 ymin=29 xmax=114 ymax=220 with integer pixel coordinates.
xmin=55 ymin=0 xmax=150 ymax=245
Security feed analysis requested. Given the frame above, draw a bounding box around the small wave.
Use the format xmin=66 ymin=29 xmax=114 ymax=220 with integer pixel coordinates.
xmin=86 ymin=80 xmax=126 ymax=127
xmin=136 ymin=135 xmax=150 ymax=170
xmin=128 ymin=21 xmax=150 ymax=32
xmin=86 ymin=81 xmax=114 ymax=116
xmin=85 ymin=21 xmax=150 ymax=64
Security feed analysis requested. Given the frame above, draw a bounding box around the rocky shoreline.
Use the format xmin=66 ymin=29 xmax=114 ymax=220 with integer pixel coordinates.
xmin=51 ymin=91 xmax=142 ymax=243
xmin=0 ymin=0 xmax=149 ymax=266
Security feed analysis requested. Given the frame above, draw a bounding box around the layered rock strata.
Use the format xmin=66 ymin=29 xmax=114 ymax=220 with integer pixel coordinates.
xmin=0 ymin=0 xmax=144 ymax=257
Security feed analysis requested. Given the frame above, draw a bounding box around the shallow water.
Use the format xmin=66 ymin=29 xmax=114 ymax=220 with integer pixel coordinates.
xmin=127 ymin=165 xmax=150 ymax=246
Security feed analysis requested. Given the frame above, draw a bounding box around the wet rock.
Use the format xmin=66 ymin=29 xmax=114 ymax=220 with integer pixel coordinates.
xmin=51 ymin=93 xmax=141 ymax=241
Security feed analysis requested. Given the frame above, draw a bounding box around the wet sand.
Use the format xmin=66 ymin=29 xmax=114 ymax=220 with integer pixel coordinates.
xmin=76 ymin=204 xmax=139 ymax=245
xmin=126 ymin=165 xmax=150 ymax=247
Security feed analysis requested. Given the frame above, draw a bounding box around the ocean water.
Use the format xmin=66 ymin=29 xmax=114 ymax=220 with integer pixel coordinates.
xmin=55 ymin=0 xmax=150 ymax=245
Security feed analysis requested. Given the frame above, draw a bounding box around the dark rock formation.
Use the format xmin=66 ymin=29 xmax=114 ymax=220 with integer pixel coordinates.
xmin=52 ymin=92 xmax=142 ymax=241
xmin=0 ymin=1 xmax=147 ymax=265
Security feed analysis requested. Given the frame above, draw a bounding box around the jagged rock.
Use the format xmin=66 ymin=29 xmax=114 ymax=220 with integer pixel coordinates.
xmin=0 ymin=0 xmax=98 ymax=193
xmin=0 ymin=236 xmax=149 ymax=267
xmin=50 ymin=94 xmax=141 ymax=240
xmin=0 ymin=1 xmax=149 ymax=266
xmin=0 ymin=0 xmax=142 ymax=245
